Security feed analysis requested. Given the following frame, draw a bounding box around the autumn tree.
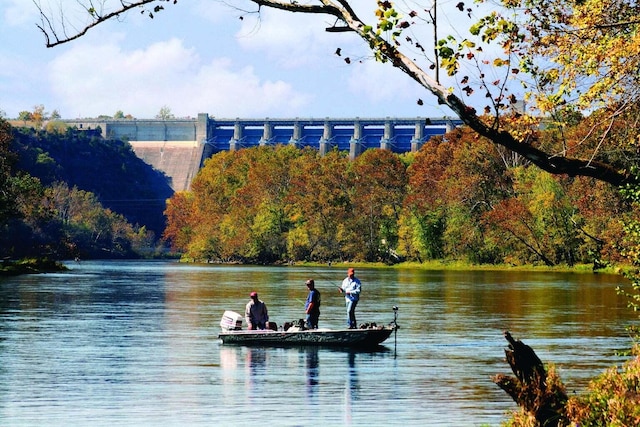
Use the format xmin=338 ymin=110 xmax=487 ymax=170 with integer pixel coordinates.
xmin=45 ymin=120 xmax=69 ymax=134
xmin=31 ymin=105 xmax=47 ymax=129
xmin=44 ymin=182 xmax=148 ymax=258
xmin=164 ymin=136 xmax=638 ymax=266
xmin=182 ymin=150 xmax=251 ymax=261
xmin=167 ymin=145 xmax=405 ymax=263
xmin=404 ymin=127 xmax=512 ymax=262
xmin=483 ymin=168 xmax=584 ymax=266
xmin=235 ymin=145 xmax=303 ymax=261
xmin=163 ymin=191 xmax=196 ymax=253
xmin=351 ymin=148 xmax=408 ymax=261
xmin=286 ymin=149 xmax=352 ymax=261
xmin=113 ymin=110 xmax=133 ymax=119
xmin=401 ymin=136 xmax=453 ymax=261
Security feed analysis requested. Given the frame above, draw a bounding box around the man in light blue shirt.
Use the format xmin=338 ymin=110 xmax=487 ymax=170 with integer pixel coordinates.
xmin=339 ymin=268 xmax=361 ymax=329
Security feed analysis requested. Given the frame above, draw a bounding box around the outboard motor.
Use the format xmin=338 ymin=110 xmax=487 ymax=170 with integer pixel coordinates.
xmin=220 ymin=311 xmax=243 ymax=331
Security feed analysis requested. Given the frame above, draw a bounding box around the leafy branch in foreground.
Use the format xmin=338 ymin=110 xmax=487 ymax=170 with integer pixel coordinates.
xmin=618 ymin=171 xmax=640 ymax=344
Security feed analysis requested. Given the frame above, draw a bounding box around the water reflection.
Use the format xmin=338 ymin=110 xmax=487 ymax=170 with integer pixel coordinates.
xmin=217 ymin=343 xmax=393 ymax=424
xmin=219 ymin=346 xmax=269 ymax=402
xmin=246 ymin=347 xmax=267 ymax=401
xmin=305 ymin=348 xmax=319 ymax=399
xmin=344 ymin=351 xmax=359 ymax=425
xmin=219 ymin=347 xmax=238 ymax=387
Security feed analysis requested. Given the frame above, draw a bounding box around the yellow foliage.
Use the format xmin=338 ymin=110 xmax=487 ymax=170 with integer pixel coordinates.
xmin=564 ymin=348 xmax=640 ymax=426
xmin=524 ymin=0 xmax=640 ymax=113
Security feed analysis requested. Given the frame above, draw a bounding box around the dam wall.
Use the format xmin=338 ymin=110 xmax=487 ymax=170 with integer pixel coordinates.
xmin=64 ymin=113 xmax=461 ymax=192
xmin=128 ymin=140 xmax=204 ymax=192
xmin=65 ymin=114 xmax=208 ymax=143
xmin=65 ymin=115 xmax=208 ymax=192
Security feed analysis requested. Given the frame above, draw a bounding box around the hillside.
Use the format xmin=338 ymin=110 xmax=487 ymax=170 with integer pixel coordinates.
xmin=11 ymin=127 xmax=173 ymax=237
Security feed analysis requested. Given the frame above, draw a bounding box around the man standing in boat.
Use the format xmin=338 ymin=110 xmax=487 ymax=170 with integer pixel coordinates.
xmin=304 ymin=279 xmax=321 ymax=329
xmin=245 ymin=291 xmax=269 ymax=330
xmin=339 ymin=268 xmax=361 ymax=329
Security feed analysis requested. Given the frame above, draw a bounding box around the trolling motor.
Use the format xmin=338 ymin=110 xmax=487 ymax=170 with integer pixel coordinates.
xmin=392 ymin=306 xmax=399 ymax=329
xmin=392 ymin=305 xmax=399 ymax=354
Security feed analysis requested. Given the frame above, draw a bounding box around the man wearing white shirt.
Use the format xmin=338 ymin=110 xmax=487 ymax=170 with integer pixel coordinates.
xmin=339 ymin=268 xmax=361 ymax=329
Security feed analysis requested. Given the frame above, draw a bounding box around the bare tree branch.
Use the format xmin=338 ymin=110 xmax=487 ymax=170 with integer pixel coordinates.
xmin=33 ymin=0 xmax=161 ymax=47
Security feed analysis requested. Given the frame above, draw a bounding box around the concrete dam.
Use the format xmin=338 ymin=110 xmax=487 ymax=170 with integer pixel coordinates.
xmin=66 ymin=113 xmax=461 ymax=192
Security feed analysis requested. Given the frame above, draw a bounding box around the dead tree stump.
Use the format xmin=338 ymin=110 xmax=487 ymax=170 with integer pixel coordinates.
xmin=493 ymin=331 xmax=568 ymax=426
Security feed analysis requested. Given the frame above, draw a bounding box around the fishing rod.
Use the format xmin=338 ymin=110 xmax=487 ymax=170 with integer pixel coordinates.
xmin=305 ymin=266 xmax=344 ymax=293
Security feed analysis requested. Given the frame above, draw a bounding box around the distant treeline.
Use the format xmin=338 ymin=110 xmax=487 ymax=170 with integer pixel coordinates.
xmin=164 ymin=122 xmax=632 ymax=266
xmin=0 ymin=119 xmax=172 ymax=260
xmin=2 ymin=110 xmax=636 ymax=267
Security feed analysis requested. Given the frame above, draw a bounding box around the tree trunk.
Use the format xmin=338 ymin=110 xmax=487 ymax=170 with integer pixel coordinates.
xmin=493 ymin=331 xmax=568 ymax=427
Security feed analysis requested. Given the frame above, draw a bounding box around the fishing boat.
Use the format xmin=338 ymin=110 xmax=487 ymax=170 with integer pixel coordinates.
xmin=218 ymin=307 xmax=399 ymax=349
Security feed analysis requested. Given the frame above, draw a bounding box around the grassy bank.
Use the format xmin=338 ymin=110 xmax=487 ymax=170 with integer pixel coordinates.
xmin=293 ymin=260 xmax=625 ymax=275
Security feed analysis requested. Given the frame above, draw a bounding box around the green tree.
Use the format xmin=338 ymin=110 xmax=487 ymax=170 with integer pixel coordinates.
xmin=0 ymin=119 xmax=17 ymax=223
xmin=17 ymin=111 xmax=32 ymax=126
xmin=0 ymin=118 xmax=56 ymax=258
xmin=156 ymin=105 xmax=175 ymax=120
xmin=397 ymin=209 xmax=445 ymax=262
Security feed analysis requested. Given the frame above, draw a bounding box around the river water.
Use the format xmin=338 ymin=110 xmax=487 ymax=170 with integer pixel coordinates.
xmin=0 ymin=260 xmax=635 ymax=426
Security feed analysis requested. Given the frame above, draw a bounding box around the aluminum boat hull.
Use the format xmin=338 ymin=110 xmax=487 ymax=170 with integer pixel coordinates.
xmin=218 ymin=326 xmax=396 ymax=349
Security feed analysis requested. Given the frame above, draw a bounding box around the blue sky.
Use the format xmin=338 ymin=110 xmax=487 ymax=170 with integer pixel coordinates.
xmin=0 ymin=1 xmax=463 ymax=120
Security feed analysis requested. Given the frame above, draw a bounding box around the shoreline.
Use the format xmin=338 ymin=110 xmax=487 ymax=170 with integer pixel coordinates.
xmin=182 ymin=258 xmax=627 ymax=275
xmin=0 ymin=258 xmax=68 ymax=276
